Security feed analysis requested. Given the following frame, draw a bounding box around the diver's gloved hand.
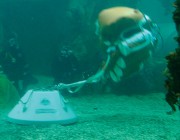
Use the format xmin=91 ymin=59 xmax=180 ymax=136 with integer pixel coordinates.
xmin=108 ymin=56 xmax=126 ymax=82
xmin=102 ymin=44 xmax=126 ymax=82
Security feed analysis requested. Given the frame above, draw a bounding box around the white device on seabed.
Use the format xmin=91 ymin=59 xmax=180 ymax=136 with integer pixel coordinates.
xmin=6 ymin=76 xmax=102 ymax=125
xmin=7 ymin=55 xmax=110 ymax=125
xmin=7 ymin=89 xmax=78 ymax=125
xmin=6 ymin=80 xmax=99 ymax=125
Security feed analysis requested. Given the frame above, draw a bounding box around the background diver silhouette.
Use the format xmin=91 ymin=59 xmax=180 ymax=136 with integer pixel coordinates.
xmin=0 ymin=32 xmax=38 ymax=96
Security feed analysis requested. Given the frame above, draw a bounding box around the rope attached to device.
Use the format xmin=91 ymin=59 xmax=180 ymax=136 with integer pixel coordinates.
xmin=56 ymin=55 xmax=111 ymax=93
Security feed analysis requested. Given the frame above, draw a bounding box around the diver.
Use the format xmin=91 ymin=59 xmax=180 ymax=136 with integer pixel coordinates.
xmin=0 ymin=32 xmax=37 ymax=96
xmin=51 ymin=46 xmax=80 ymax=84
xmin=93 ymin=7 xmax=159 ymax=83
xmin=55 ymin=7 xmax=159 ymax=94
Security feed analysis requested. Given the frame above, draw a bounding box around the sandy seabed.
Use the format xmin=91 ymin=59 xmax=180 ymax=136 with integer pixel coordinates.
xmin=0 ymin=76 xmax=179 ymax=140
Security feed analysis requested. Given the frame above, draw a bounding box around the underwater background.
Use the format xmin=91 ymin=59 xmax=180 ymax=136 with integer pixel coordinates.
xmin=0 ymin=0 xmax=180 ymax=140
xmin=0 ymin=0 xmax=177 ymax=92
